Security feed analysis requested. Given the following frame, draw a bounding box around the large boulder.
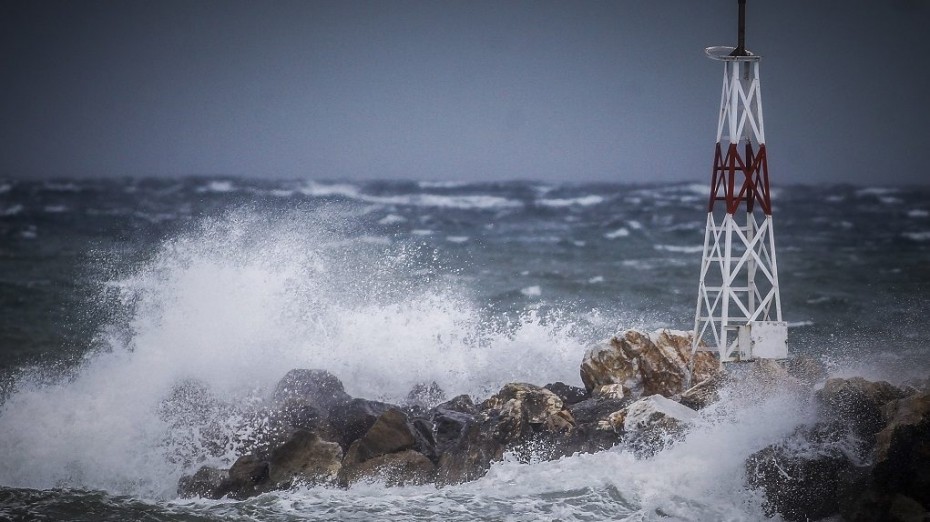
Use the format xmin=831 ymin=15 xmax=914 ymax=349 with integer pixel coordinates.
xmin=606 ymin=394 xmax=698 ymax=457
xmin=273 ymin=369 xmax=351 ymax=413
xmin=214 ymin=455 xmax=271 ymax=500
xmin=579 ymin=329 xmax=720 ymax=400
xmin=872 ymin=392 xmax=930 ymax=508
xmin=339 ymin=449 xmax=436 ymax=487
xmin=328 ymin=398 xmax=394 ymax=450
xmin=267 ymin=429 xmax=343 ymax=488
xmin=745 ymin=422 xmax=859 ymax=522
xmin=678 ymin=375 xmax=723 ymax=410
xmin=816 ymin=377 xmax=907 ymax=447
xmin=177 ymin=466 xmax=226 ymax=499
xmin=436 ymin=420 xmax=504 ymax=485
xmin=344 ymin=409 xmax=417 ymax=464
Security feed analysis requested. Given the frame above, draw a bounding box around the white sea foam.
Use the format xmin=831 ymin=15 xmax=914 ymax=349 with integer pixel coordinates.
xmin=655 ymin=244 xmax=703 ymax=254
xmin=604 ymin=227 xmax=630 ymax=239
xmin=537 ymin=195 xmax=604 ymax=208
xmin=902 ymin=231 xmax=930 ymax=242
xmin=1 ymin=204 xmax=23 ymax=216
xmin=0 ymin=182 xmax=11 ymax=194
xmin=520 ymin=285 xmax=541 ymax=297
xmin=410 ymin=229 xmax=433 ymax=236
xmin=0 ymin=209 xmax=588 ymax=498
xmin=417 ymin=180 xmax=469 ymax=189
xmin=856 ymin=187 xmax=898 ymax=197
xmin=300 ymin=181 xmax=521 ymax=210
xmin=196 ymin=181 xmax=236 ymax=193
xmin=378 ymin=214 xmax=407 ymax=225
xmin=907 ymin=209 xmax=929 ymax=218
xmin=588 ymin=276 xmax=604 ymax=284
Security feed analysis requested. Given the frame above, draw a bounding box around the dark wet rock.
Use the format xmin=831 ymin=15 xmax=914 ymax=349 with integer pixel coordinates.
xmin=568 ymin=396 xmax=630 ymax=426
xmin=746 ymin=422 xmax=859 ymax=522
xmin=328 ymin=398 xmax=394 ymax=450
xmin=678 ymin=375 xmax=723 ymax=410
xmin=872 ymin=392 xmax=930 ymax=509
xmin=273 ymin=369 xmax=351 ymax=414
xmin=431 ymin=408 xmax=476 ymax=455
xmin=406 ymin=381 xmax=446 ymax=409
xmin=544 ymin=382 xmax=588 ymax=405
xmin=267 ymin=429 xmax=343 ymax=488
xmin=343 ymin=409 xmax=417 ymax=464
xmin=816 ymin=377 xmax=907 ymax=446
xmin=215 ymin=455 xmax=271 ymax=500
xmin=339 ymin=449 xmax=437 ymax=487
xmin=436 ymin=420 xmax=504 ymax=485
xmin=177 ymin=466 xmax=226 ymax=499
xmin=434 ymin=394 xmax=477 ymax=415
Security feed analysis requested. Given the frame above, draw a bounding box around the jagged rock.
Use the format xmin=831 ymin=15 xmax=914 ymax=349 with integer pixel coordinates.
xmin=481 ymin=383 xmax=563 ymax=424
xmin=267 ymin=429 xmax=343 ymax=488
xmin=344 ymin=409 xmax=417 ymax=464
xmin=431 ymin=408 xmax=476 ymax=455
xmin=215 ymin=455 xmax=271 ymax=500
xmin=746 ymin=422 xmax=859 ymax=522
xmin=579 ymin=329 xmax=720 ymax=400
xmin=816 ymin=377 xmax=907 ymax=446
xmin=544 ymin=382 xmax=588 ymax=405
xmin=177 ymin=466 xmax=226 ymax=499
xmin=872 ymin=391 xmax=930 ymax=508
xmin=568 ymin=396 xmax=631 ymax=426
xmin=328 ymin=398 xmax=394 ymax=449
xmin=606 ymin=395 xmax=698 ymax=457
xmin=542 ymin=409 xmax=575 ymax=434
xmin=339 ymin=449 xmax=437 ymax=487
xmin=434 ymin=394 xmax=477 ymax=415
xmin=592 ymin=384 xmax=625 ymax=400
xmin=580 ymin=330 xmax=648 ymax=396
xmin=273 ymin=369 xmax=351 ymax=413
xmin=406 ymin=382 xmax=446 ymax=409
xmin=678 ymin=375 xmax=723 ymax=410
xmin=436 ymin=420 xmax=504 ymax=485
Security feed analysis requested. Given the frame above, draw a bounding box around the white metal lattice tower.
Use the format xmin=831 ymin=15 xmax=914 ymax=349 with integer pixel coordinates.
xmin=692 ymin=0 xmax=787 ymax=362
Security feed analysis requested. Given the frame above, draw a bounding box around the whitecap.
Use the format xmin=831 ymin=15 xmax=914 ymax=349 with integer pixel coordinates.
xmin=410 ymin=229 xmax=433 ymax=236
xmin=1 ymin=204 xmax=23 ymax=216
xmin=825 ymin=195 xmax=845 ymax=203
xmin=573 ymin=240 xmax=586 ymax=247
xmin=856 ymin=187 xmax=898 ymax=197
xmin=627 ymin=220 xmax=643 ymax=230
xmin=907 ymin=209 xmax=929 ymax=218
xmin=902 ymin=231 xmax=930 ymax=242
xmin=20 ymin=226 xmax=37 ymax=239
xmin=879 ymin=196 xmax=903 ymax=205
xmin=44 ymin=205 xmax=68 ymax=213
xmin=269 ymin=189 xmax=295 ymax=198
xmin=604 ymin=228 xmax=630 ymax=239
xmin=446 ymin=236 xmax=469 ymax=243
xmin=195 ymin=181 xmax=235 ymax=193
xmin=299 ymin=181 xmax=361 ymax=198
xmin=520 ymin=285 xmax=541 ymax=297
xmin=378 ymin=214 xmax=407 ymax=225
xmin=537 ymin=195 xmax=604 ymax=208
xmin=417 ymin=180 xmax=468 ymax=189
xmin=655 ymin=244 xmax=704 ymax=254
xmin=0 ymin=182 xmax=11 ymax=194
xmin=588 ymin=276 xmax=604 ymax=284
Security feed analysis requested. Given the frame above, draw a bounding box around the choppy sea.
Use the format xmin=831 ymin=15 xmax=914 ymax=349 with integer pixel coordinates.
xmin=0 ymin=177 xmax=928 ymax=520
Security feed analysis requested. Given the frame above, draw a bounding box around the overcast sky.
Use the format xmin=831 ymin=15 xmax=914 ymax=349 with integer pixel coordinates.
xmin=2 ymin=1 xmax=929 ymax=184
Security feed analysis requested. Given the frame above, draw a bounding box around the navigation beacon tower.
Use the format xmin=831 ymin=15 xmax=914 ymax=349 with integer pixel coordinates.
xmin=692 ymin=0 xmax=787 ymax=362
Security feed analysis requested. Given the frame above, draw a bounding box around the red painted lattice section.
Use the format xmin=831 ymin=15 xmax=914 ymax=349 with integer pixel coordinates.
xmin=707 ymin=142 xmax=772 ymax=215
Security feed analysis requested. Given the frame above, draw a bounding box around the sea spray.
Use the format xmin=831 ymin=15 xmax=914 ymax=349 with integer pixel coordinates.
xmin=0 ymin=207 xmax=594 ymax=498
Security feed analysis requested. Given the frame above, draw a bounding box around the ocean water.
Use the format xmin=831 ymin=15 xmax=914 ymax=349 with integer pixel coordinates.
xmin=0 ymin=177 xmax=928 ymax=520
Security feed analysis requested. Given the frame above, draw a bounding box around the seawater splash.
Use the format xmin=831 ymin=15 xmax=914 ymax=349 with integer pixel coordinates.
xmin=0 ymin=207 xmax=591 ymax=498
